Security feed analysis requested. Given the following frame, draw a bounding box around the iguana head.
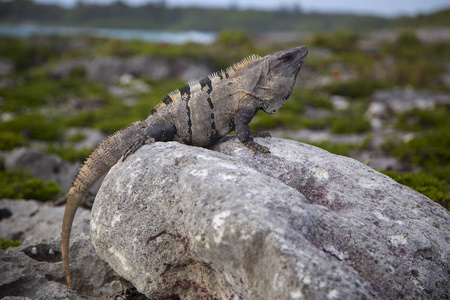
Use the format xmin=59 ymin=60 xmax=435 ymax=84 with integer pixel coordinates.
xmin=256 ymin=46 xmax=308 ymax=114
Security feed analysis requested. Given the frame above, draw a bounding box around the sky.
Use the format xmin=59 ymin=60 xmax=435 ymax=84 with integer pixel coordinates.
xmin=33 ymin=0 xmax=450 ymax=17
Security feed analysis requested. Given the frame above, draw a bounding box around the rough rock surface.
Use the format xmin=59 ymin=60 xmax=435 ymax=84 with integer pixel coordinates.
xmin=91 ymin=137 xmax=450 ymax=299
xmin=0 ymin=199 xmax=120 ymax=299
xmin=0 ymin=199 xmax=89 ymax=243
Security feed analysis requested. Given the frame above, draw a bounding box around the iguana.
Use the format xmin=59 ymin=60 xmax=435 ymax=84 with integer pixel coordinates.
xmin=62 ymin=45 xmax=308 ymax=288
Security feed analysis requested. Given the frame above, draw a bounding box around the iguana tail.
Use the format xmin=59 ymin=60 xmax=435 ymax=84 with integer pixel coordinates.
xmin=61 ymin=121 xmax=144 ymax=289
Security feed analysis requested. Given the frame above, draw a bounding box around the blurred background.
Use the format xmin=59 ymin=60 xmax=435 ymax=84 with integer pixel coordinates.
xmin=0 ymin=0 xmax=449 ymax=211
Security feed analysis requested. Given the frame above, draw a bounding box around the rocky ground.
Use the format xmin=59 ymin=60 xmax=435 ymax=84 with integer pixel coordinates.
xmin=1 ymin=138 xmax=449 ymax=299
xmin=1 ymin=28 xmax=449 ymax=298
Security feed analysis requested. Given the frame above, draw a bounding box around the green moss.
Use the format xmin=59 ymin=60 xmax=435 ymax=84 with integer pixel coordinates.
xmin=0 ymin=114 xmax=63 ymax=142
xmin=0 ymin=77 xmax=61 ymax=112
xmin=396 ymin=106 xmax=450 ymax=132
xmin=0 ymin=74 xmax=112 ymax=113
xmin=64 ymin=98 xmax=133 ymax=133
xmin=392 ymin=128 xmax=450 ymax=180
xmin=0 ymin=36 xmax=61 ymax=71
xmin=309 ymin=30 xmax=359 ymax=53
xmin=324 ymin=79 xmax=388 ymax=98
xmin=67 ymin=132 xmax=87 ymax=143
xmin=308 ymin=141 xmax=355 ymax=157
xmin=0 ymin=238 xmax=22 ymax=250
xmin=307 ymin=136 xmax=372 ymax=157
xmin=330 ymin=101 xmax=371 ymax=134
xmin=0 ymin=132 xmax=28 ymax=151
xmin=381 ymin=170 xmax=450 ymax=210
xmin=298 ymin=89 xmax=333 ymax=110
xmin=381 ymin=30 xmax=443 ymax=87
xmin=331 ymin=115 xmax=371 ymax=134
xmin=45 ymin=144 xmax=93 ymax=163
xmin=0 ymin=169 xmax=64 ymax=201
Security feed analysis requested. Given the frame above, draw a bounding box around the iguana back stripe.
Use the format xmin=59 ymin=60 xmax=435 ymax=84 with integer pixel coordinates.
xmin=181 ymin=85 xmax=193 ymax=144
xmin=162 ymin=95 xmax=173 ymax=105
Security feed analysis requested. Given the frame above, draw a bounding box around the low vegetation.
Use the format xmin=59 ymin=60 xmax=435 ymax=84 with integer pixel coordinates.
xmin=0 ymin=27 xmax=449 ymax=209
xmin=0 ymin=169 xmax=63 ymax=201
xmin=0 ymin=238 xmax=22 ymax=250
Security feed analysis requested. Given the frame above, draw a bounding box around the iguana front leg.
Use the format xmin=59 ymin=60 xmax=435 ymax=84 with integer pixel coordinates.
xmin=123 ymin=121 xmax=176 ymax=161
xmin=235 ymin=103 xmax=270 ymax=154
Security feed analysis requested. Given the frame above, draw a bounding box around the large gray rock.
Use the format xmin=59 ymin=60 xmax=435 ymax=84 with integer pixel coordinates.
xmin=3 ymin=147 xmax=103 ymax=194
xmin=0 ymin=199 xmax=89 ymax=243
xmin=91 ymin=137 xmax=450 ymax=299
xmin=0 ymin=199 xmax=120 ymax=298
xmin=0 ymin=58 xmax=14 ymax=75
xmin=4 ymin=148 xmax=78 ymax=192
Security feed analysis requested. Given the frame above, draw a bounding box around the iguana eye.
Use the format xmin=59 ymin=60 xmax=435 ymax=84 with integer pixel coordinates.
xmin=280 ymin=53 xmax=294 ymax=62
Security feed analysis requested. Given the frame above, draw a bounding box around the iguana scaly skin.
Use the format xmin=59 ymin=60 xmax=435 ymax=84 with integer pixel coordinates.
xmin=62 ymin=46 xmax=308 ymax=288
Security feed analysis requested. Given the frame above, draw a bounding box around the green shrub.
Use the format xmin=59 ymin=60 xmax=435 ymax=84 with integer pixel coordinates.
xmin=299 ymin=89 xmax=333 ymax=110
xmin=395 ymin=132 xmax=450 ymax=177
xmin=309 ymin=30 xmax=358 ymax=53
xmin=389 ymin=58 xmax=441 ymax=87
xmin=0 ymin=114 xmax=63 ymax=141
xmin=324 ymin=79 xmax=388 ymax=98
xmin=0 ymin=169 xmax=64 ymax=201
xmin=396 ymin=106 xmax=450 ymax=132
xmin=215 ymin=29 xmax=254 ymax=50
xmin=308 ymin=136 xmax=372 ymax=157
xmin=0 ymin=238 xmax=22 ymax=250
xmin=382 ymin=170 xmax=450 ymax=210
xmin=0 ymin=77 xmax=61 ymax=112
xmin=0 ymin=132 xmax=28 ymax=151
xmin=307 ymin=141 xmax=354 ymax=157
xmin=0 ymin=36 xmax=60 ymax=71
xmin=331 ymin=116 xmax=371 ymax=134
xmin=330 ymin=101 xmax=371 ymax=134
xmin=67 ymin=132 xmax=87 ymax=143
xmin=381 ymin=30 xmax=442 ymax=87
xmin=45 ymin=144 xmax=93 ymax=162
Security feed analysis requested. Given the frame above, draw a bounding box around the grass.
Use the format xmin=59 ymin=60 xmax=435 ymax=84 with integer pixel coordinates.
xmin=323 ymin=79 xmax=389 ymax=98
xmin=0 ymin=31 xmax=448 ymax=208
xmin=381 ymin=170 xmax=450 ymax=210
xmin=45 ymin=144 xmax=93 ymax=163
xmin=0 ymin=132 xmax=28 ymax=151
xmin=395 ymin=106 xmax=450 ymax=132
xmin=0 ymin=169 xmax=64 ymax=201
xmin=0 ymin=238 xmax=22 ymax=250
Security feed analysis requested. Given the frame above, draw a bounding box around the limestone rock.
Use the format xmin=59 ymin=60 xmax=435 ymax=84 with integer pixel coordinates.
xmin=91 ymin=137 xmax=450 ymax=299
xmin=4 ymin=148 xmax=78 ymax=191
xmin=0 ymin=199 xmax=90 ymax=243
xmin=0 ymin=58 xmax=14 ymax=75
xmin=3 ymin=147 xmax=102 ymax=193
xmin=0 ymin=199 xmax=120 ymax=298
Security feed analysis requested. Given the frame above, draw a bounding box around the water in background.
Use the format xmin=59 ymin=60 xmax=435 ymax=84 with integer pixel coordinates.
xmin=0 ymin=24 xmax=216 ymax=44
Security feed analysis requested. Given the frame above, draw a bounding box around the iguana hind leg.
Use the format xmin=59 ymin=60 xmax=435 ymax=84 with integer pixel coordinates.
xmin=123 ymin=121 xmax=176 ymax=161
